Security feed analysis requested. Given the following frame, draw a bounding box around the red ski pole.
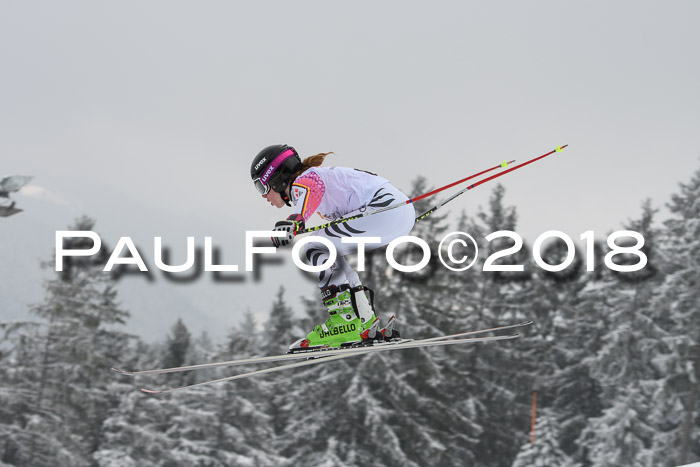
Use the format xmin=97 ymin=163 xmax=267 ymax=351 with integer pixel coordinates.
xmin=415 ymin=144 xmax=567 ymax=222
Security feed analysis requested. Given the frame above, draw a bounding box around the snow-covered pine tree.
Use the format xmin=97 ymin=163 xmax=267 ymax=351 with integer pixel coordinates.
xmin=512 ymin=222 xmax=596 ymax=466
xmin=579 ymin=385 xmax=658 ymax=466
xmin=578 ymin=202 xmax=670 ymax=466
xmin=162 ymin=318 xmax=192 ymax=387
xmin=162 ymin=318 xmax=191 ymax=369
xmin=444 ymin=184 xmax=534 ymax=466
xmin=511 ymin=410 xmax=578 ymax=467
xmin=257 ymin=287 xmax=308 ymax=444
xmin=263 ymin=286 xmax=301 ymax=357
xmin=585 ymin=202 xmax=665 ymax=392
xmin=98 ymin=322 xmax=212 ymax=466
xmin=98 ymin=313 xmax=283 ymax=466
xmin=549 ymin=286 xmax=606 ymax=465
xmin=273 ymin=349 xmax=422 ymax=467
xmin=546 ymin=232 xmax=613 ymax=465
xmin=0 ymin=322 xmax=59 ymax=465
xmin=94 ymin=389 xmax=182 ymax=467
xmin=0 ymin=215 xmax=132 ymax=466
xmin=647 ymin=163 xmax=700 ymax=465
xmin=163 ymin=314 xmax=284 ymax=466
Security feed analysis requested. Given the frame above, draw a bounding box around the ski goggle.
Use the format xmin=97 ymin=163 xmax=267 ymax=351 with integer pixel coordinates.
xmin=253 ymin=178 xmax=271 ymax=195
xmin=252 ymin=148 xmax=296 ymax=195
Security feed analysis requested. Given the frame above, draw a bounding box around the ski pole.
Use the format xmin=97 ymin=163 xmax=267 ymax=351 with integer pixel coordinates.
xmin=296 ymin=158 xmax=516 ymax=235
xmin=414 ymin=144 xmax=568 ymax=222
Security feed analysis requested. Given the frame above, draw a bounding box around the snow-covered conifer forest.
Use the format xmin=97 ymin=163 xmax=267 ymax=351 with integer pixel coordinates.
xmin=2 ymin=168 xmax=699 ymax=467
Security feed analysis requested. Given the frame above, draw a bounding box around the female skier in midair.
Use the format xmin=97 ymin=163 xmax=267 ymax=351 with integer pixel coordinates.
xmin=250 ymin=144 xmax=415 ymax=351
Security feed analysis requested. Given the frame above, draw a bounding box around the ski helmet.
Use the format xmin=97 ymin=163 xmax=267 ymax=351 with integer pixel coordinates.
xmin=250 ymin=144 xmax=303 ymax=205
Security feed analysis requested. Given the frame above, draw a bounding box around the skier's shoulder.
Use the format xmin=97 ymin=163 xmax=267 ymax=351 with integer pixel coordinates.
xmin=314 ymin=165 xmax=385 ymax=180
xmin=292 ymin=166 xmax=346 ymax=186
xmin=298 ymin=165 xmax=339 ymax=177
xmin=294 ymin=166 xmax=387 ymax=189
xmin=293 ymin=166 xmax=324 ymax=187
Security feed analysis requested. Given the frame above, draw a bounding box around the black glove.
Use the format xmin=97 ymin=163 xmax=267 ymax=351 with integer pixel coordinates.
xmin=272 ymin=214 xmax=305 ymax=247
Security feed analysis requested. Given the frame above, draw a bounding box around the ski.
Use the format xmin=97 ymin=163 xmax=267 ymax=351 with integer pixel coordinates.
xmin=112 ymin=320 xmax=533 ymax=377
xmin=140 ymin=333 xmax=520 ymax=394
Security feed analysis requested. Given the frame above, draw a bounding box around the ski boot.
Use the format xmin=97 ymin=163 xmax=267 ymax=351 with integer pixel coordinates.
xmin=288 ymin=284 xmax=380 ymax=352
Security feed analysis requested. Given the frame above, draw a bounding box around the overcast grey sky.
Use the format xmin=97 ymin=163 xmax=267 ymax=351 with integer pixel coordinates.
xmin=1 ymin=1 xmax=699 ymax=340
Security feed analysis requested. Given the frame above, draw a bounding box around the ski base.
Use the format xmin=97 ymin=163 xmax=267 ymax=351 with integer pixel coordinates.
xmin=138 ymin=332 xmax=522 ymax=394
xmin=111 ymin=320 xmax=533 ymax=377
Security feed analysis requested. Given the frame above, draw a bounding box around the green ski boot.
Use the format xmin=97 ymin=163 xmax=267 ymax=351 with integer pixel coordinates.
xmin=288 ymin=284 xmax=380 ymax=351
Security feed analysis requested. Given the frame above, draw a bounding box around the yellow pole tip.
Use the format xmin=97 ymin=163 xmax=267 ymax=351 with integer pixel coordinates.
xmin=555 ymin=146 xmax=563 ymax=152
xmin=501 ymin=160 xmax=509 ymax=168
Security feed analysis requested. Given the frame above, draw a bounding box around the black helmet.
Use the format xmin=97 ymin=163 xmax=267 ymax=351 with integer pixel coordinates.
xmin=250 ymin=144 xmax=303 ymax=205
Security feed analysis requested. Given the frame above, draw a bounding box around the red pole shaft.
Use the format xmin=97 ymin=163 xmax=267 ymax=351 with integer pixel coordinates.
xmin=408 ymin=160 xmax=515 ymax=205
xmin=466 ymin=145 xmax=567 ymax=192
